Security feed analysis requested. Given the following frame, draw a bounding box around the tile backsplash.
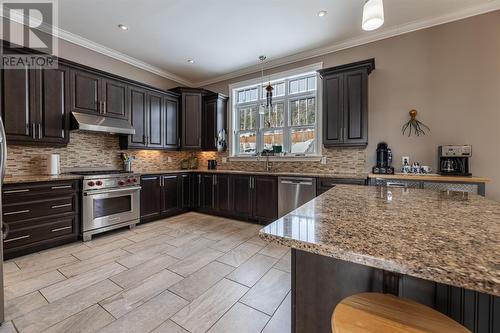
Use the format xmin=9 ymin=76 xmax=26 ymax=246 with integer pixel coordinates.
xmin=6 ymin=131 xmax=366 ymax=176
xmin=6 ymin=131 xmax=193 ymax=176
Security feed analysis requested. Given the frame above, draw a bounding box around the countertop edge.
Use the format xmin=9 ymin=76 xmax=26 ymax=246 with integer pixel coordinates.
xmin=258 ymin=231 xmax=499 ymax=297
xmin=368 ymin=173 xmax=490 ymax=183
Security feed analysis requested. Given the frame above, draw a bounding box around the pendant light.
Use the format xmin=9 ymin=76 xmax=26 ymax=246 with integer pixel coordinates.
xmin=258 ymin=55 xmax=267 ymax=115
xmin=362 ymin=0 xmax=384 ymax=31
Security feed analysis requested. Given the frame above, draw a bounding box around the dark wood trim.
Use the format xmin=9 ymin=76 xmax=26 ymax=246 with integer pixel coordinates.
xmin=317 ymin=58 xmax=375 ymax=77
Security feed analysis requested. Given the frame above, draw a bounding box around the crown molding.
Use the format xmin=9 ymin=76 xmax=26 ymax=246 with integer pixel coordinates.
xmin=0 ymin=7 xmax=195 ymax=87
xmin=55 ymin=28 xmax=195 ymax=86
xmin=2 ymin=1 xmax=499 ymax=88
xmin=194 ymin=1 xmax=500 ymax=87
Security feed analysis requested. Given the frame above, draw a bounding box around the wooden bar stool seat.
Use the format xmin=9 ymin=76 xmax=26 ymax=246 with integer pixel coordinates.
xmin=332 ymin=293 xmax=471 ymax=333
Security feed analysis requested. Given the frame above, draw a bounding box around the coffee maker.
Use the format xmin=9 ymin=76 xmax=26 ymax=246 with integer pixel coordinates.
xmin=372 ymin=142 xmax=394 ymax=174
xmin=438 ymin=145 xmax=472 ymax=176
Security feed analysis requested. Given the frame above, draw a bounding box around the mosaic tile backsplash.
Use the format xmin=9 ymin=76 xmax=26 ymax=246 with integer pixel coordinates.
xmin=6 ymin=131 xmax=366 ymax=176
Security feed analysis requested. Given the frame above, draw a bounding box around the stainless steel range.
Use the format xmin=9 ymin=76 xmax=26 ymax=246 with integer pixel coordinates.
xmin=72 ymin=170 xmax=141 ymax=241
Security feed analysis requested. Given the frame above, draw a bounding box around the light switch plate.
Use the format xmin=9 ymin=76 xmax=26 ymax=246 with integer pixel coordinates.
xmin=167 ymin=156 xmax=172 ymax=163
xmin=321 ymin=156 xmax=327 ymax=164
xmin=222 ymin=157 xmax=227 ymax=164
xmin=402 ymin=156 xmax=410 ymax=165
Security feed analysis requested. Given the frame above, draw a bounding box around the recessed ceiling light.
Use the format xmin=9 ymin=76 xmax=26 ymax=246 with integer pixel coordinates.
xmin=317 ymin=10 xmax=327 ymax=17
xmin=187 ymin=59 xmax=195 ymax=64
xmin=118 ymin=24 xmax=129 ymax=31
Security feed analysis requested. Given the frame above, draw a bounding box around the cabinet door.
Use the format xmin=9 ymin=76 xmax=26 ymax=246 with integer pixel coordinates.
xmin=102 ymin=78 xmax=128 ymax=120
xmin=165 ymin=97 xmax=179 ymax=149
xmin=36 ymin=66 xmax=70 ymax=144
xmin=1 ymin=66 xmax=37 ymax=142
xmin=202 ymin=98 xmax=217 ymax=151
xmin=182 ymin=93 xmax=202 ymax=149
xmin=140 ymin=176 xmax=162 ymax=221
xmin=128 ymin=86 xmax=147 ymax=146
xmin=161 ymin=175 xmax=179 ymax=215
xmin=343 ymin=69 xmax=368 ymax=145
xmin=147 ymin=92 xmax=164 ymax=148
xmin=191 ymin=174 xmax=201 ymax=209
xmin=252 ymin=176 xmax=278 ymax=222
xmin=70 ymin=69 xmax=101 ymax=115
xmin=322 ymin=73 xmax=344 ymax=146
xmin=200 ymin=174 xmax=215 ymax=211
xmin=179 ymin=174 xmax=191 ymax=210
xmin=215 ymin=174 xmax=232 ymax=214
xmin=232 ymin=175 xmax=252 ymax=219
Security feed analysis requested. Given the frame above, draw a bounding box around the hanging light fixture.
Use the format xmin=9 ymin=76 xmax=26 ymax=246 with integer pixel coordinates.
xmin=258 ymin=55 xmax=267 ymax=115
xmin=362 ymin=0 xmax=384 ymax=31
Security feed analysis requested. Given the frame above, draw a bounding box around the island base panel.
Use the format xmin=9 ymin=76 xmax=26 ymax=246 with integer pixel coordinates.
xmin=292 ymin=249 xmax=499 ymax=333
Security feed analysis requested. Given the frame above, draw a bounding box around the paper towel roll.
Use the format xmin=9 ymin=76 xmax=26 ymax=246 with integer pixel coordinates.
xmin=47 ymin=154 xmax=60 ymax=175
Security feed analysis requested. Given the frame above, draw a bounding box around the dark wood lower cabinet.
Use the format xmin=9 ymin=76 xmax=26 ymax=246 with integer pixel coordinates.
xmin=2 ymin=180 xmax=80 ymax=259
xmin=140 ymin=175 xmax=162 ymax=221
xmin=252 ymin=176 xmax=278 ymax=223
xmin=215 ymin=174 xmax=232 ymax=214
xmin=232 ymin=175 xmax=252 ymax=219
xmin=161 ymin=175 xmax=180 ymax=216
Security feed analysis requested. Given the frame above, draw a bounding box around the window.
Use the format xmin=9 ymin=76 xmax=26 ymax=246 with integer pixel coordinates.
xmin=231 ymin=66 xmax=320 ymax=156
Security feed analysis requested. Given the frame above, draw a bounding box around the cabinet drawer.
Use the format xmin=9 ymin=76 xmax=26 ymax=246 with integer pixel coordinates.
xmin=3 ymin=180 xmax=78 ymax=203
xmin=4 ymin=216 xmax=75 ymax=249
xmin=3 ymin=195 xmax=77 ymax=223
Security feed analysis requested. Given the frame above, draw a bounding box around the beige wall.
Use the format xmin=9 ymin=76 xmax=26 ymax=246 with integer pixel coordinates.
xmin=203 ymin=11 xmax=500 ymax=201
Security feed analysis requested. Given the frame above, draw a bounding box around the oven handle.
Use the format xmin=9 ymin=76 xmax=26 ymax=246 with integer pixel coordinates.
xmin=83 ymin=186 xmax=141 ymax=196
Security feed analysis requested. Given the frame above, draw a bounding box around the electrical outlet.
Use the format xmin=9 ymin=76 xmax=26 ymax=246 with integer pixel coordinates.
xmin=321 ymin=156 xmax=327 ymax=164
xmin=167 ymin=156 xmax=172 ymax=163
xmin=222 ymin=157 xmax=227 ymax=164
xmin=402 ymin=156 xmax=410 ymax=165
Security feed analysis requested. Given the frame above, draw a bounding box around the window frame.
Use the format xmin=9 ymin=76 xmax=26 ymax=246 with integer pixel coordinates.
xmin=229 ymin=63 xmax=323 ymax=158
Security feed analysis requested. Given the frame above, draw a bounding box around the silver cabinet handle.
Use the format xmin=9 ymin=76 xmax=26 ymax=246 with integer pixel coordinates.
xmin=38 ymin=123 xmax=42 ymax=139
xmin=51 ymin=185 xmax=72 ymax=190
xmin=52 ymin=226 xmax=72 ymax=232
xmin=31 ymin=123 xmax=36 ymax=139
xmin=103 ymin=101 xmax=106 ymax=114
xmin=4 ymin=209 xmax=30 ymax=216
xmin=4 ymin=189 xmax=30 ymax=194
xmin=51 ymin=203 xmax=72 ymax=209
xmin=141 ymin=176 xmax=158 ymax=180
xmin=4 ymin=235 xmax=30 ymax=243
xmin=178 ymin=137 xmax=180 ymax=147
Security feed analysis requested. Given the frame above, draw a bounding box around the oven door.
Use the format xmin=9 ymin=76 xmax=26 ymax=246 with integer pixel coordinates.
xmin=83 ymin=186 xmax=141 ymax=233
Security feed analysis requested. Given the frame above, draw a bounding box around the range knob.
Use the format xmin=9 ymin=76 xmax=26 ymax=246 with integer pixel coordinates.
xmin=118 ymin=180 xmax=125 ymax=186
xmin=132 ymin=178 xmax=137 ymax=183
xmin=96 ymin=180 xmax=103 ymax=186
xmin=126 ymin=179 xmax=132 ymax=183
xmin=87 ymin=181 xmax=95 ymax=187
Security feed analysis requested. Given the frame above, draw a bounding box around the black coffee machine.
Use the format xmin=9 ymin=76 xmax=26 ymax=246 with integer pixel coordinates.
xmin=438 ymin=145 xmax=471 ymax=176
xmin=207 ymin=159 xmax=217 ymax=170
xmin=372 ymin=142 xmax=394 ymax=174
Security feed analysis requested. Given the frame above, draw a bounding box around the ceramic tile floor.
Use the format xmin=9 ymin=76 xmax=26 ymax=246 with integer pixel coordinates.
xmin=2 ymin=212 xmax=291 ymax=333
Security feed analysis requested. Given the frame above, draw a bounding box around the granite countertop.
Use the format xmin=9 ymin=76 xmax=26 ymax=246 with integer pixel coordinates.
xmin=260 ymin=185 xmax=500 ymax=296
xmin=4 ymin=174 xmax=83 ymax=184
xmin=368 ymin=173 xmax=490 ymax=183
xmin=140 ymin=169 xmax=368 ymax=179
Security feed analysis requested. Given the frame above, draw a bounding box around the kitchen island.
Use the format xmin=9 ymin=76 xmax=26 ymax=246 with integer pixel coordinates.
xmin=260 ymin=185 xmax=500 ymax=333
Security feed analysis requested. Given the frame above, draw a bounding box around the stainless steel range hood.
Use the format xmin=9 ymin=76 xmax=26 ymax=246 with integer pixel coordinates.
xmin=71 ymin=112 xmax=135 ymax=135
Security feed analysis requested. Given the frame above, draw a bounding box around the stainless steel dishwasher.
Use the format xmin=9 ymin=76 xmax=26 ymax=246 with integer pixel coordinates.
xmin=278 ymin=177 xmax=317 ymax=217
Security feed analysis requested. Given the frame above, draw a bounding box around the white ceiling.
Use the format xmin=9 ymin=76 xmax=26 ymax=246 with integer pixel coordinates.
xmin=55 ymin=0 xmax=500 ymax=86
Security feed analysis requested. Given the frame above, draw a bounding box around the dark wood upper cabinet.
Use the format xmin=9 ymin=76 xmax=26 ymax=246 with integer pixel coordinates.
xmin=70 ymin=69 xmax=101 ymax=115
xmin=147 ymin=91 xmax=164 ymax=148
xmin=252 ymin=176 xmax=278 ymax=223
xmin=123 ymin=86 xmax=147 ymax=147
xmin=36 ymin=66 xmax=70 ymax=144
xmin=102 ymin=78 xmax=128 ymax=119
xmin=165 ymin=97 xmax=179 ymax=150
xmin=202 ymin=93 xmax=228 ymax=151
xmin=318 ymin=59 xmax=374 ymax=147
xmin=183 ymin=92 xmax=202 ymax=149
xmin=1 ymin=66 xmax=36 ymax=142
xmin=1 ymin=65 xmax=69 ymax=145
